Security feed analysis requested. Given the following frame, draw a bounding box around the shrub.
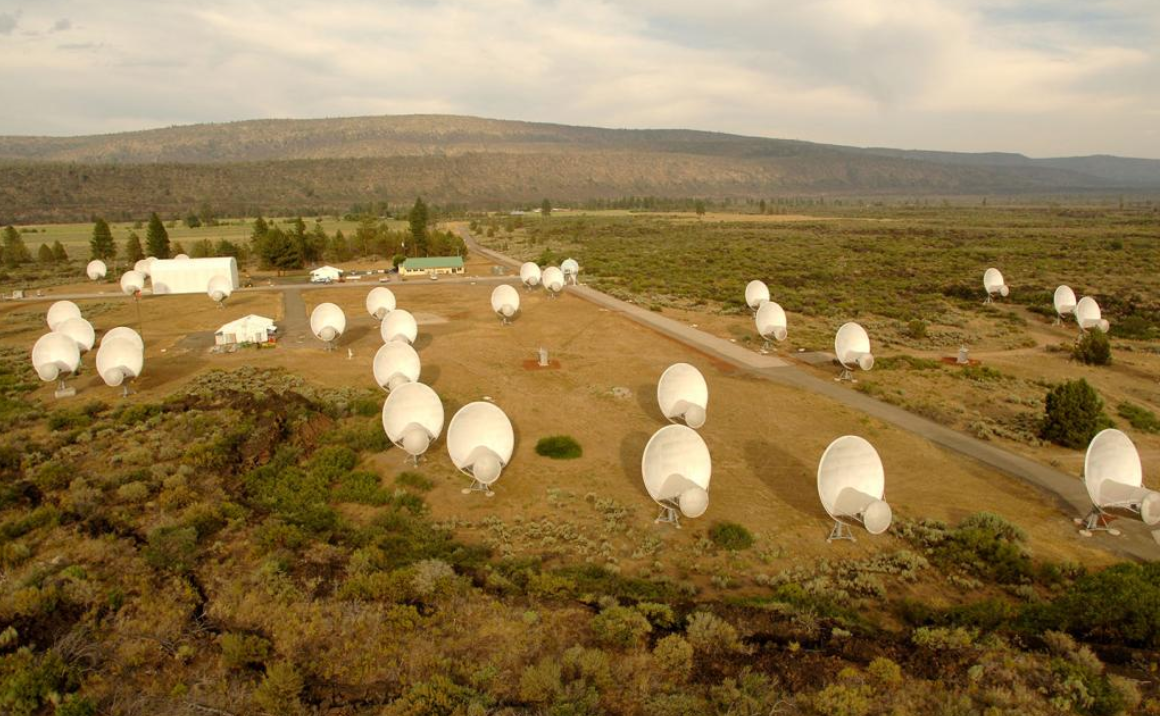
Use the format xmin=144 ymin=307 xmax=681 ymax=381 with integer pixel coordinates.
xmin=534 ymin=435 xmax=583 ymax=460
xmin=1117 ymin=401 xmax=1160 ymax=434
xmin=1040 ymin=379 xmax=1113 ymax=449
xmin=396 ymin=471 xmax=434 ymax=492
xmin=409 ymin=559 xmax=457 ymax=598
xmin=810 ymin=684 xmax=873 ymax=716
xmin=912 ymin=626 xmax=977 ymax=650
xmin=144 ymin=526 xmax=198 ymax=573
xmin=1072 ymin=330 xmax=1112 ymax=365
xmin=709 ymin=521 xmax=754 ymax=551
xmin=308 ymin=445 xmax=358 ymax=480
xmin=653 ymin=635 xmax=694 ymax=680
xmin=591 ymin=605 xmax=652 ymax=649
xmin=867 ymin=657 xmax=902 ymax=685
xmin=333 ymin=470 xmax=390 ymax=505
xmin=1030 ymin=562 xmax=1160 ymax=647
xmin=906 ymin=319 xmax=927 ymax=339
xmin=686 ymin=612 xmax=745 ymax=655
xmin=218 ymin=632 xmax=271 ymax=670
xmin=519 ymin=658 xmax=562 ymax=704
xmin=116 ymin=482 xmax=149 ymax=503
xmin=254 ymin=662 xmax=305 ymax=715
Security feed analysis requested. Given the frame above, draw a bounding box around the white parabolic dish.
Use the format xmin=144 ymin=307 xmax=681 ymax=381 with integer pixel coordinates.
xmin=490 ymin=284 xmax=521 ymax=318
xmin=641 ymin=424 xmax=711 ymax=518
xmin=382 ymin=382 xmax=445 ymax=457
xmin=309 ymin=303 xmax=347 ymax=342
xmin=120 ymin=270 xmax=146 ymax=295
xmin=756 ymin=301 xmax=788 ymax=341
xmin=101 ymin=326 xmax=144 ymax=351
xmin=57 ymin=317 xmax=96 ymax=352
xmin=86 ymin=260 xmax=107 ymax=281
xmin=984 ymin=267 xmax=1009 ymax=297
xmin=447 ymin=402 xmax=515 ymax=486
xmin=174 ymin=253 xmax=190 ymax=261
xmin=134 ymin=258 xmax=154 ymax=277
xmin=561 ymin=258 xmax=579 ymax=277
xmin=96 ymin=337 xmax=144 ymax=387
xmin=207 ymin=275 xmax=233 ymax=303
xmin=817 ymin=436 xmax=892 ymax=534
xmin=542 ymin=266 xmax=565 ymax=293
xmin=31 ymin=332 xmax=81 ymax=382
xmin=745 ymin=280 xmax=770 ymax=310
xmin=366 ymin=287 xmax=397 ymax=319
xmin=381 ymin=309 xmax=418 ymax=345
xmin=1084 ymin=428 xmax=1159 ymax=525
xmin=519 ymin=262 xmax=542 ymax=287
xmin=1053 ymin=285 xmax=1077 ymax=317
xmin=834 ymin=322 xmax=874 ymax=371
xmin=46 ymin=301 xmax=82 ymax=331
xmin=372 ymin=342 xmax=421 ymax=391
xmin=1075 ymin=296 xmax=1110 ymax=333
xmin=657 ymin=363 xmax=709 ymax=429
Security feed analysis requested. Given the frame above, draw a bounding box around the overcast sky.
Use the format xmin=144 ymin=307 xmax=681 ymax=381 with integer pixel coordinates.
xmin=1 ymin=0 xmax=1157 ymax=158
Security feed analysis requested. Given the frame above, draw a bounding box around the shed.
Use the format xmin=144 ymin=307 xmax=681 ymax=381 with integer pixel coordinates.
xmin=150 ymin=257 xmax=240 ymax=295
xmin=311 ymin=265 xmax=344 ymax=282
xmin=215 ymin=314 xmax=277 ymax=346
xmin=399 ymin=256 xmax=465 ymax=277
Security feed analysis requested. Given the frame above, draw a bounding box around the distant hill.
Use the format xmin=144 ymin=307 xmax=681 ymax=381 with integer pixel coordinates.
xmin=1 ymin=115 xmax=1157 ymax=222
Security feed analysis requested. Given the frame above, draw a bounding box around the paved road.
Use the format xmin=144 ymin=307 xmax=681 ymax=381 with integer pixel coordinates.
xmin=454 ymin=225 xmax=1157 ymax=561
xmin=280 ymin=289 xmax=311 ymax=349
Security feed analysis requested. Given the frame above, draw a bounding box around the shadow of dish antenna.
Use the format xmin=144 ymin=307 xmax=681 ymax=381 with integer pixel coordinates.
xmin=86 ymin=260 xmax=107 ymax=281
xmin=519 ymin=262 xmax=542 ymax=290
xmin=834 ymin=322 xmax=874 ymax=381
xmin=983 ymin=268 xmax=1009 ymax=304
xmin=1075 ymin=296 xmax=1110 ymax=335
xmin=373 ymin=341 xmax=421 ymax=392
xmin=1053 ymin=285 xmax=1077 ymax=325
xmin=382 ymin=382 xmax=444 ymax=465
xmin=642 ymin=424 xmax=711 ymax=528
xmin=366 ymin=287 xmax=397 ymax=320
xmin=1078 ymin=428 xmax=1158 ymax=537
xmin=208 ymin=275 xmax=233 ymax=307
xmin=657 ymin=363 xmax=708 ymax=429
xmin=755 ymin=301 xmax=788 ymax=353
xmin=817 ymin=435 xmax=892 ymax=542
xmin=745 ymin=280 xmax=770 ymax=312
xmin=381 ymin=308 xmax=418 ymax=345
xmin=447 ymin=401 xmax=515 ymax=496
xmin=491 ymin=284 xmax=521 ymax=324
xmin=309 ymin=303 xmax=347 ymax=350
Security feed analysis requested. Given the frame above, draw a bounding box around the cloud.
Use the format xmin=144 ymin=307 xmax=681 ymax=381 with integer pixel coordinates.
xmin=0 ymin=0 xmax=1156 ymax=158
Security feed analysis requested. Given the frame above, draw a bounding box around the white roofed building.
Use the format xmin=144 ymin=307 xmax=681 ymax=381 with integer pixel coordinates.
xmin=215 ymin=315 xmax=277 ymax=346
xmin=311 ymin=266 xmax=344 ymax=283
xmin=150 ymin=257 xmax=239 ymax=295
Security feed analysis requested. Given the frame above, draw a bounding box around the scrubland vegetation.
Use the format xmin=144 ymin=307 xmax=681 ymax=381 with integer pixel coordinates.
xmin=2 ymin=353 xmax=1160 ymax=714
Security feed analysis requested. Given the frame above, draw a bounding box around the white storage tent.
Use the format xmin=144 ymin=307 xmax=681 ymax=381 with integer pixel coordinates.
xmin=151 ymin=257 xmax=239 ymax=295
xmin=215 ymin=314 xmax=276 ymax=345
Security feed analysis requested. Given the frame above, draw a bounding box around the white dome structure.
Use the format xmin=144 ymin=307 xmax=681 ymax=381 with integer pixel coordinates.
xmin=642 ymin=424 xmax=712 ymax=526
xmin=382 ymin=382 xmax=445 ymax=464
xmin=372 ymin=342 xmax=422 ymax=392
xmin=490 ymin=284 xmax=521 ymax=324
xmin=447 ymin=402 xmax=515 ymax=496
xmin=381 ymin=309 xmax=418 ymax=345
xmin=366 ymin=287 xmax=397 ymax=320
xmin=817 ymin=435 xmax=892 ymax=541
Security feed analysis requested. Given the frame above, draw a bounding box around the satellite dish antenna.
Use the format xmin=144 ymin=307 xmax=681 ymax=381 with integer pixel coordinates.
xmin=134 ymin=258 xmax=154 ymax=277
xmin=207 ymin=275 xmax=233 ymax=307
xmin=101 ymin=326 xmax=144 ymax=351
xmin=381 ymin=382 xmax=444 ymax=464
xmin=46 ymin=300 xmax=82 ymax=331
xmin=1075 ymin=296 xmax=1110 ymax=335
xmin=31 ymin=332 xmax=81 ymax=397
xmin=174 ymin=253 xmax=190 ymax=260
xmin=120 ymin=270 xmax=146 ymax=296
xmin=86 ymin=260 xmax=107 ymax=281
xmin=1078 ymin=428 xmax=1157 ymax=536
xmin=365 ymin=287 xmax=397 ymax=320
xmin=57 ymin=317 xmax=96 ymax=353
xmin=96 ymin=336 xmax=144 ymax=396
xmin=561 ymin=258 xmax=580 ymax=285
xmin=834 ymin=322 xmax=874 ymax=381
xmin=656 ymin=363 xmax=709 ymax=429
xmin=817 ymin=435 xmax=892 ymax=542
xmin=745 ymin=280 xmax=770 ymax=312
xmin=380 ymin=309 xmax=418 ymax=345
xmin=372 ymin=342 xmax=421 ymax=392
xmin=983 ymin=268 xmax=1009 ymax=304
xmin=542 ymin=266 xmax=565 ymax=297
xmin=1053 ymin=285 xmax=1077 ymax=325
xmin=519 ymin=262 xmax=542 ymax=290
xmin=641 ymin=424 xmax=711 ymax=527
xmin=447 ymin=402 xmax=515 ymax=496
xmin=490 ymin=285 xmax=521 ymax=324
xmin=309 ymin=302 xmax=346 ymax=350
xmin=755 ymin=301 xmax=788 ymax=353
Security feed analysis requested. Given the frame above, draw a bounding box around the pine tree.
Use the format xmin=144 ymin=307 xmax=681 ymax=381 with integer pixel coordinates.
xmin=2 ymin=225 xmax=31 ymax=267
xmin=125 ymin=231 xmax=145 ymax=263
xmin=37 ymin=243 xmax=54 ymax=263
xmin=51 ymin=240 xmax=68 ymax=262
xmin=146 ymin=212 xmax=170 ymax=258
xmin=541 ymin=198 xmax=552 ymax=217
xmin=408 ymin=197 xmax=429 ymax=253
xmin=90 ymin=217 xmax=116 ymax=260
xmin=330 ymin=230 xmax=350 ymax=262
